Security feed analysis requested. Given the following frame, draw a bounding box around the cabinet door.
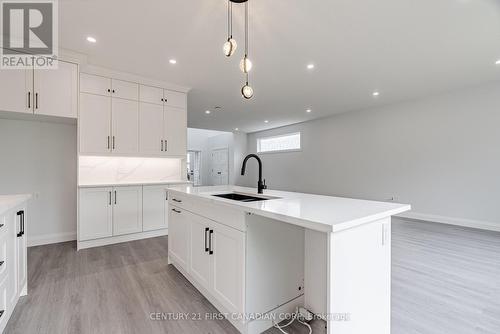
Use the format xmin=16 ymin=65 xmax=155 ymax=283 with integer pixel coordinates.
xmin=139 ymin=85 xmax=163 ymax=105
xmin=164 ymin=106 xmax=187 ymax=156
xmin=0 ymin=68 xmax=33 ymax=114
xmin=143 ymin=185 xmax=167 ymax=232
xmin=189 ymin=214 xmax=212 ymax=291
xmin=112 ymin=98 xmax=139 ymax=154
xmin=34 ymin=60 xmax=78 ymax=118
xmin=112 ymin=186 xmax=143 ymax=236
xmin=80 ymin=73 xmax=111 ymax=96
xmin=4 ymin=213 xmax=17 ymax=307
xmin=211 ymin=222 xmax=245 ymax=314
xmin=15 ymin=208 xmax=27 ymax=296
xmin=112 ymin=79 xmax=138 ymax=101
xmin=79 ymin=188 xmax=113 ymax=241
xmin=79 ymin=93 xmax=112 ymax=154
xmin=163 ymin=89 xmax=186 ymax=109
xmin=139 ymin=102 xmax=164 ymax=155
xmin=168 ymin=206 xmax=190 ymax=272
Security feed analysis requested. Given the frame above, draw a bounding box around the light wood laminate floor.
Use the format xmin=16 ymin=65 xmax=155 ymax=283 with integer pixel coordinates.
xmin=5 ymin=236 xmax=322 ymax=334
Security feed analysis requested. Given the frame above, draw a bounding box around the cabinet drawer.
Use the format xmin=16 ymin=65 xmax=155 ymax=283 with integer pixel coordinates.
xmin=0 ymin=216 xmax=6 ymax=239
xmin=163 ymin=90 xmax=186 ymax=109
xmin=0 ymin=235 xmax=6 ymax=284
xmin=80 ymin=73 xmax=111 ymax=96
xmin=168 ymin=192 xmax=246 ymax=232
xmin=140 ymin=85 xmax=164 ymax=105
xmin=0 ymin=276 xmax=7 ymax=330
xmin=112 ymin=79 xmax=139 ymax=101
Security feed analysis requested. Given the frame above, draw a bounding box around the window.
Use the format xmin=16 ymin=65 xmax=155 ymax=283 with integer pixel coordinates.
xmin=257 ymin=132 xmax=301 ymax=153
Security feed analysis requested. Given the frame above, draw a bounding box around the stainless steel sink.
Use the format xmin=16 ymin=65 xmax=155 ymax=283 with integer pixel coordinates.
xmin=212 ymin=192 xmax=279 ymax=202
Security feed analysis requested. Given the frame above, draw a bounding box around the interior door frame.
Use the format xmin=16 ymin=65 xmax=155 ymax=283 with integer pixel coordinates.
xmin=210 ymin=147 xmax=229 ymax=186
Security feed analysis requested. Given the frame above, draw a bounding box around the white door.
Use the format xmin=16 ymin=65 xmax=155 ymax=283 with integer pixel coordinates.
xmin=79 ymin=93 xmax=112 ymax=154
xmin=112 ymin=98 xmax=139 ymax=154
xmin=79 ymin=187 xmax=113 ymax=241
xmin=15 ymin=209 xmax=27 ymax=295
xmin=139 ymin=85 xmax=163 ymax=105
xmin=34 ymin=60 xmax=78 ymax=118
xmin=211 ymin=222 xmax=245 ymax=314
xmin=80 ymin=73 xmax=111 ymax=96
xmin=168 ymin=206 xmax=190 ymax=272
xmin=189 ymin=214 xmax=212 ymax=291
xmin=211 ymin=148 xmax=229 ymax=186
xmin=164 ymin=106 xmax=187 ymax=156
xmin=112 ymin=186 xmax=143 ymax=236
xmin=139 ymin=102 xmax=164 ymax=155
xmin=143 ymin=185 xmax=168 ymax=232
xmin=0 ymin=68 xmax=33 ymax=114
xmin=111 ymin=79 xmax=138 ymax=101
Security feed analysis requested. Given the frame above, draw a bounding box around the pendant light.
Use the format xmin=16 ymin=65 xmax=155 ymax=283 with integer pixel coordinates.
xmin=240 ymin=1 xmax=253 ymax=98
xmin=223 ymin=1 xmax=237 ymax=57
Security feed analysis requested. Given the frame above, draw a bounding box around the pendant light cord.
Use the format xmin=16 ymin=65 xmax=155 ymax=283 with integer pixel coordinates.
xmin=245 ymin=1 xmax=249 ymax=56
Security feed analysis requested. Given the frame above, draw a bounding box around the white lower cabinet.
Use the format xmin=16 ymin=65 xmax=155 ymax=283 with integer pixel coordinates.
xmin=142 ymin=185 xmax=168 ymax=232
xmin=112 ymin=186 xmax=143 ymax=236
xmin=0 ymin=200 xmax=29 ymax=334
xmin=78 ymin=185 xmax=170 ymax=248
xmin=169 ymin=202 xmax=246 ymax=317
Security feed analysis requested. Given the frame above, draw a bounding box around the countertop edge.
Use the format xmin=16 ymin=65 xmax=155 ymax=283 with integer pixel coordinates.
xmin=0 ymin=194 xmax=32 ymax=216
xmin=78 ymin=181 xmax=191 ymax=188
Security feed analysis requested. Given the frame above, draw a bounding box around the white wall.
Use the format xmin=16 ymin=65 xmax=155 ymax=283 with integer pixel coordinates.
xmin=240 ymin=82 xmax=500 ymax=228
xmin=0 ymin=117 xmax=77 ymax=246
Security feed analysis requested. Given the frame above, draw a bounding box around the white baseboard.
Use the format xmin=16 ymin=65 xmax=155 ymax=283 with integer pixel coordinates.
xmin=396 ymin=212 xmax=500 ymax=232
xmin=77 ymin=229 xmax=168 ymax=250
xmin=28 ymin=232 xmax=77 ymax=247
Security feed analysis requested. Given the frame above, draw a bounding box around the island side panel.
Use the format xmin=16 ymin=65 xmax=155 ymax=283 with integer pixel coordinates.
xmin=327 ymin=217 xmax=391 ymax=334
xmin=304 ymin=229 xmax=328 ymax=316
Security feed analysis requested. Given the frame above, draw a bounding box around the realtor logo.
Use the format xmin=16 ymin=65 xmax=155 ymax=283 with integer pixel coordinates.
xmin=1 ymin=0 xmax=58 ymax=69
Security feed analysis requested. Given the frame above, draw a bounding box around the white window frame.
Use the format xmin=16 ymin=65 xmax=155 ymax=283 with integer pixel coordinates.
xmin=256 ymin=132 xmax=301 ymax=154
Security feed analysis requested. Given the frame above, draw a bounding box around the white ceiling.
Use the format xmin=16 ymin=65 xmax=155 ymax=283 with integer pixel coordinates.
xmin=59 ymin=0 xmax=500 ymax=133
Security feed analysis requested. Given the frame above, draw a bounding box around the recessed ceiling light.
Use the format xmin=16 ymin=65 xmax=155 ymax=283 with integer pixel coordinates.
xmin=307 ymin=64 xmax=315 ymax=70
xmin=205 ymin=110 xmax=211 ymax=114
xmin=264 ymin=120 xmax=269 ymax=123
xmin=372 ymin=91 xmax=380 ymax=97
xmin=306 ymin=109 xmax=312 ymax=113
xmin=86 ymin=36 xmax=97 ymax=43
xmin=234 ymin=128 xmax=239 ymax=131
xmin=495 ymin=59 xmax=500 ymax=65
xmin=169 ymin=59 xmax=177 ymax=64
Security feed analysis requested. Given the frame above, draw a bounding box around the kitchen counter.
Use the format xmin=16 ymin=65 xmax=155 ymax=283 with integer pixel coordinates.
xmin=168 ymin=185 xmax=410 ymax=232
xmin=0 ymin=194 xmax=32 ymax=215
xmin=78 ymin=180 xmax=190 ymax=188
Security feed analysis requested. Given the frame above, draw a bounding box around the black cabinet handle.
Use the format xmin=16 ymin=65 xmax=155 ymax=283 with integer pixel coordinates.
xmin=112 ymin=136 xmax=115 ymax=150
xmin=112 ymin=89 xmax=115 ymax=93
xmin=205 ymin=227 xmax=209 ymax=252
xmin=0 ymin=310 xmax=4 ymax=318
xmin=17 ymin=210 xmax=24 ymax=237
xmin=0 ymin=261 xmax=4 ymax=267
xmin=161 ymin=139 xmax=164 ymax=152
xmin=209 ymin=230 xmax=214 ymax=255
xmin=171 ymin=208 xmax=181 ymax=214
xmin=35 ymin=93 xmax=38 ymax=109
xmin=108 ymin=191 xmax=112 ymax=205
xmin=107 ymin=136 xmax=110 ymax=149
xmin=0 ymin=224 xmax=4 ymax=228
xmin=28 ymin=91 xmax=31 ymax=108
xmin=165 ymin=140 xmax=168 ymax=151
xmin=172 ymin=198 xmax=182 ymax=203
xmin=114 ymin=191 xmax=117 ymax=205
xmin=161 ymin=98 xmax=164 ymax=102
xmin=107 ymin=89 xmax=111 ymax=93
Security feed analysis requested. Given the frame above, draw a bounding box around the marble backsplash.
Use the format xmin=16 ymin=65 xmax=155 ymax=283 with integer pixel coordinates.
xmin=79 ymin=156 xmax=183 ymax=185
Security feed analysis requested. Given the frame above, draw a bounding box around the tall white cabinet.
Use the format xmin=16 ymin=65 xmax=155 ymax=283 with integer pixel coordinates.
xmin=0 ymin=60 xmax=78 ymax=118
xmin=79 ymin=73 xmax=187 ymax=157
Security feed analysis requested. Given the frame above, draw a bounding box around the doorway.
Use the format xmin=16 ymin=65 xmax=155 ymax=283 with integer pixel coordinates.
xmin=187 ymin=150 xmax=202 ymax=186
xmin=210 ymin=148 xmax=229 ymax=185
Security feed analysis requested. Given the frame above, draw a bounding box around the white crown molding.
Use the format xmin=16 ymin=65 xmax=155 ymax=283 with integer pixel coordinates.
xmin=396 ymin=211 xmax=500 ymax=232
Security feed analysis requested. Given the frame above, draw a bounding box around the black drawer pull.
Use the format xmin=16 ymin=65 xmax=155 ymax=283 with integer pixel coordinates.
xmin=172 ymin=198 xmax=182 ymax=203
xmin=0 ymin=224 xmax=4 ymax=228
xmin=205 ymin=227 xmax=209 ymax=252
xmin=171 ymin=208 xmax=181 ymax=214
xmin=209 ymin=230 xmax=214 ymax=255
xmin=0 ymin=261 xmax=4 ymax=267
xmin=0 ymin=310 xmax=3 ymax=318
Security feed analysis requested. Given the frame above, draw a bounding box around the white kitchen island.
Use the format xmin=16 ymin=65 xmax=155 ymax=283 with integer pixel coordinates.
xmin=167 ymin=185 xmax=410 ymax=334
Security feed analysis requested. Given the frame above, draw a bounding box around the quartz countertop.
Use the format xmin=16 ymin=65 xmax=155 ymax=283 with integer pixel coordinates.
xmin=168 ymin=185 xmax=411 ymax=232
xmin=0 ymin=194 xmax=32 ymax=216
xmin=78 ymin=180 xmax=191 ymax=188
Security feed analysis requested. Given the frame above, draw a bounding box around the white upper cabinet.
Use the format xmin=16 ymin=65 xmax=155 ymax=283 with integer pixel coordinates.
xmin=112 ymin=186 xmax=143 ymax=236
xmin=79 ymin=93 xmax=112 ymax=154
xmin=164 ymin=106 xmax=187 ymax=156
xmin=164 ymin=89 xmax=187 ymax=109
xmin=111 ymin=99 xmax=139 ymax=154
xmin=111 ymin=79 xmax=138 ymax=101
xmin=139 ymin=102 xmax=164 ymax=154
xmin=139 ymin=85 xmax=164 ymax=105
xmin=34 ymin=60 xmax=78 ymax=118
xmin=0 ymin=68 xmax=32 ymax=114
xmin=80 ymin=73 xmax=111 ymax=96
